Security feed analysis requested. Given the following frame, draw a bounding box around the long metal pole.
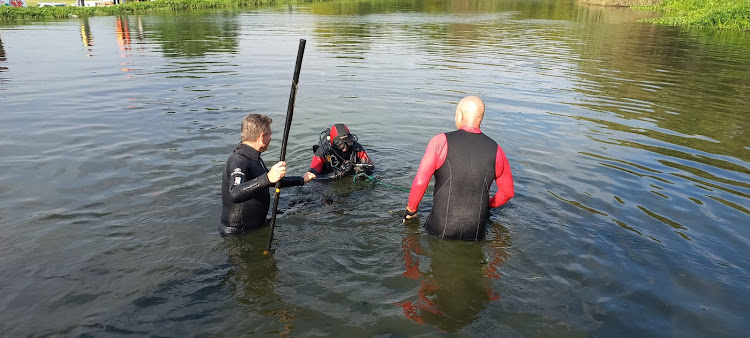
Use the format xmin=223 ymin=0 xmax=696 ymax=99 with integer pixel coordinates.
xmin=265 ymin=39 xmax=306 ymax=255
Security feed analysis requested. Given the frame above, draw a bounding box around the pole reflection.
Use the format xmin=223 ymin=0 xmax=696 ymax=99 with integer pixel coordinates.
xmin=397 ymin=223 xmax=510 ymax=332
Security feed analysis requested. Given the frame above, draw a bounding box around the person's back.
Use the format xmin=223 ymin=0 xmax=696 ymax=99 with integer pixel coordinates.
xmin=425 ymin=129 xmax=498 ymax=240
xmin=404 ymin=96 xmax=514 ymax=240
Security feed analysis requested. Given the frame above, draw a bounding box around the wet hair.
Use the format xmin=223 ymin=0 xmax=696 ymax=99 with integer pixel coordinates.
xmin=241 ymin=114 xmax=272 ymax=142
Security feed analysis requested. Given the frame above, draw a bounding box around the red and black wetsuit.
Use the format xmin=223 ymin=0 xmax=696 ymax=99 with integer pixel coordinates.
xmin=220 ymin=143 xmax=305 ymax=234
xmin=308 ymin=124 xmax=373 ymax=179
xmin=407 ymin=126 xmax=514 ymax=240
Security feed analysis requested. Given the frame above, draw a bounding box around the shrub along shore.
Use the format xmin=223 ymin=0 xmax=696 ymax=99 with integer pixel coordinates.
xmin=583 ymin=0 xmax=750 ymax=30
xmin=636 ymin=0 xmax=750 ymax=30
xmin=1 ymin=0 xmax=317 ymax=21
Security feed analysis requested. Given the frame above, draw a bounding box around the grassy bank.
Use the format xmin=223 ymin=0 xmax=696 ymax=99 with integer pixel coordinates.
xmin=579 ymin=0 xmax=661 ymax=6
xmin=637 ymin=0 xmax=750 ymax=30
xmin=1 ymin=0 xmax=314 ymax=21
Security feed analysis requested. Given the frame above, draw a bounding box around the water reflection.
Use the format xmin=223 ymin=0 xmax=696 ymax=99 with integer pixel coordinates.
xmin=147 ymin=13 xmax=240 ymax=58
xmin=396 ymin=223 xmax=509 ymax=332
xmin=571 ymin=24 xmax=750 ymax=165
xmin=225 ymin=231 xmax=297 ymax=336
xmin=0 ymin=34 xmax=7 ymax=72
xmin=311 ymin=0 xmax=540 ymax=15
xmin=79 ymin=18 xmax=93 ymax=53
xmin=116 ymin=16 xmax=132 ymax=52
xmin=555 ymin=10 xmax=750 ymax=242
xmin=314 ymin=23 xmax=372 ymax=59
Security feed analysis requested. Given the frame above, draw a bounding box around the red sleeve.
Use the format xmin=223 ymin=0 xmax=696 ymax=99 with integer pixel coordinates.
xmin=309 ymin=155 xmax=325 ymax=175
xmin=489 ymin=146 xmax=514 ymax=208
xmin=407 ymin=134 xmax=447 ymax=212
xmin=357 ymin=149 xmax=372 ymax=164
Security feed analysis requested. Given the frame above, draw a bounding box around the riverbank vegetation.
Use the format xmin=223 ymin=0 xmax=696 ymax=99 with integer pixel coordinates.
xmin=636 ymin=0 xmax=750 ymax=30
xmin=579 ymin=0 xmax=661 ymax=6
xmin=582 ymin=0 xmax=750 ymax=31
xmin=1 ymin=0 xmax=316 ymax=21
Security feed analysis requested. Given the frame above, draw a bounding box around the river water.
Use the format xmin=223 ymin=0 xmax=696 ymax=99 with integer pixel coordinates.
xmin=1 ymin=0 xmax=749 ymax=336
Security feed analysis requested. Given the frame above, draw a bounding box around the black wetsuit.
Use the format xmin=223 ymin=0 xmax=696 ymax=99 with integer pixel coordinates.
xmin=220 ymin=143 xmax=305 ymax=234
xmin=424 ymin=130 xmax=498 ymax=240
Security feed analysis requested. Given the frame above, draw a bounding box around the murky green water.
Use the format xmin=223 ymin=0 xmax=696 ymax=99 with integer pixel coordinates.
xmin=1 ymin=0 xmax=749 ymax=336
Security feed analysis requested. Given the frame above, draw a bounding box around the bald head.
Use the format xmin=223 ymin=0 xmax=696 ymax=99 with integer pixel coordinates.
xmin=454 ymin=96 xmax=485 ymax=129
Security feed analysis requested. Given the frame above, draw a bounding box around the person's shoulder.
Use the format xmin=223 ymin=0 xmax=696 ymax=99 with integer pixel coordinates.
xmin=314 ymin=142 xmax=331 ymax=156
xmin=429 ymin=133 xmax=447 ymax=143
xmin=480 ymin=132 xmax=498 ymax=145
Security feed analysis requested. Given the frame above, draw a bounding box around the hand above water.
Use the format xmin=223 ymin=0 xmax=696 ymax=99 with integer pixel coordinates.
xmin=303 ymin=171 xmax=316 ymax=184
xmin=402 ymin=208 xmax=418 ymax=224
xmin=267 ymin=161 xmax=287 ymax=183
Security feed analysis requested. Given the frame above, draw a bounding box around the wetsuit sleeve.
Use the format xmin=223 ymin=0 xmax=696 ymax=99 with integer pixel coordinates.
xmin=279 ymin=176 xmax=305 ymax=187
xmin=489 ymin=146 xmax=514 ymax=208
xmin=353 ymin=144 xmax=374 ymax=175
xmin=309 ymin=145 xmax=327 ymax=175
xmin=309 ymin=155 xmax=325 ymax=175
xmin=228 ymin=168 xmax=272 ymax=203
xmin=407 ymin=134 xmax=448 ymax=212
xmin=356 ymin=147 xmax=372 ymax=164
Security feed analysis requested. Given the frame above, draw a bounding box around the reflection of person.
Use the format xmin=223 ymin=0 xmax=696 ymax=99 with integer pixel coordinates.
xmin=308 ymin=123 xmax=374 ymax=180
xmin=0 ymin=34 xmax=5 ymax=60
xmin=220 ymin=114 xmax=315 ymax=234
xmin=224 ymin=234 xmax=297 ymax=335
xmin=79 ymin=18 xmax=93 ymax=48
xmin=0 ymin=35 xmax=7 ymax=72
xmin=396 ymin=231 xmax=508 ymax=332
xmin=404 ymin=96 xmax=514 ymax=240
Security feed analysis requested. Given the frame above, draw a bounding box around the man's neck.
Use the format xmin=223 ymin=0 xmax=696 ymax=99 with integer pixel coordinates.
xmin=459 ymin=125 xmax=482 ymax=133
xmin=241 ymin=141 xmax=262 ymax=152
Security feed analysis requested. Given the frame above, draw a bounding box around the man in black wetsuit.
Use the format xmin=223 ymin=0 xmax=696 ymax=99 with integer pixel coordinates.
xmin=220 ymin=114 xmax=316 ymax=234
xmin=308 ymin=123 xmax=374 ymax=179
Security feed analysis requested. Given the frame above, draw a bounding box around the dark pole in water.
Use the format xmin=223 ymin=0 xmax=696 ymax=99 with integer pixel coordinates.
xmin=265 ymin=39 xmax=306 ymax=255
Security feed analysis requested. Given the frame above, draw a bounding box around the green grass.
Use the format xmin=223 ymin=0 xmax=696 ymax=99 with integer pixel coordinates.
xmin=636 ymin=0 xmax=750 ymax=30
xmin=579 ymin=0 xmax=662 ymax=7
xmin=1 ymin=0 xmax=317 ymax=21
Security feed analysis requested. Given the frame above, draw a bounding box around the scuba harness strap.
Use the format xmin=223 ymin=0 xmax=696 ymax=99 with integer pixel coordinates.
xmin=318 ymin=127 xmax=359 ymax=170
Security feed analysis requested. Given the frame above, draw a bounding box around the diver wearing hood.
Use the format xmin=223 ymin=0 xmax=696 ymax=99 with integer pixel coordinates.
xmin=308 ymin=123 xmax=374 ymax=179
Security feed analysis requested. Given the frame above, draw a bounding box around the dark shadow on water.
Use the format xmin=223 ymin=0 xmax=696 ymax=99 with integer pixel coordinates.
xmin=0 ymin=34 xmax=7 ymax=72
xmin=396 ymin=221 xmax=511 ymax=333
xmin=224 ymin=230 xmax=297 ymax=336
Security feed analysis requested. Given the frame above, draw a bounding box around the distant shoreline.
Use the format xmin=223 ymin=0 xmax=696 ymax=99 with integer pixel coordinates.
xmin=579 ymin=0 xmax=661 ymax=6
xmin=582 ymin=0 xmax=749 ymax=31
xmin=3 ymin=0 xmax=749 ymax=31
xmin=1 ymin=0 xmax=319 ymax=21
